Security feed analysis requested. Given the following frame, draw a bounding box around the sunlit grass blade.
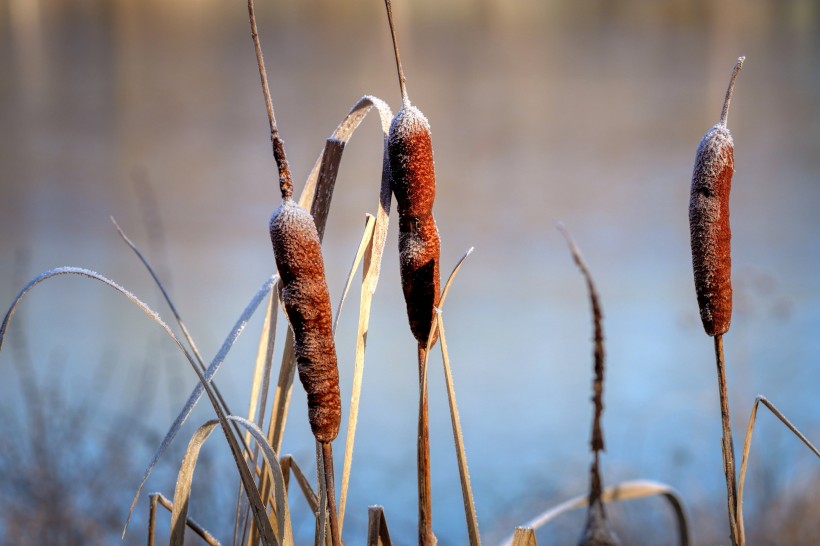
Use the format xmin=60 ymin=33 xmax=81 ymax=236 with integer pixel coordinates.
xmin=736 ymin=395 xmax=820 ymax=544
xmin=111 ymin=217 xmax=208 ymax=369
xmin=366 ymin=506 xmax=393 ymax=546
xmin=170 ymin=420 xmax=221 ymax=545
xmin=228 ymin=416 xmax=296 ymax=546
xmin=334 ymin=214 xmax=376 ymax=336
xmin=126 ymin=275 xmax=276 ymax=536
xmin=510 ymin=528 xmax=538 ymax=546
xmin=150 ymin=492 xmax=221 ymax=546
xmin=169 ymin=416 xmax=294 ymax=546
xmin=114 ymin=216 xmax=259 ymax=481
xmin=500 ymin=480 xmax=690 ymax=546
xmin=338 ymin=213 xmax=381 ymax=533
xmin=281 ymin=455 xmax=320 ymax=513
xmin=0 ymin=266 xmax=277 ymax=542
xmin=437 ymin=314 xmax=480 ymax=546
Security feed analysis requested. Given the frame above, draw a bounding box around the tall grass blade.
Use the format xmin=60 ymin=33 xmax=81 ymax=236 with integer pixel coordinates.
xmin=510 ymin=528 xmax=538 ymax=546
xmin=500 ymin=480 xmax=690 ymax=546
xmin=438 ymin=315 xmax=481 ymax=546
xmin=281 ymin=455 xmax=320 ymax=513
xmin=111 ymin=217 xmax=207 ymax=369
xmin=114 ymin=217 xmax=258 ymax=489
xmin=151 ymin=492 xmax=221 ymax=546
xmin=736 ymin=395 xmax=820 ymax=544
xmin=170 ymin=420 xmax=221 ymax=546
xmin=0 ymin=266 xmax=276 ymax=541
xmin=228 ymin=416 xmax=296 ymax=546
xmin=334 ymin=214 xmax=376 ymax=336
xmin=338 ymin=214 xmax=380 ymax=533
xmin=366 ymin=506 xmax=393 ymax=546
xmin=126 ymin=275 xmax=276 ymax=535
xmin=238 ymin=289 xmax=279 ymax=541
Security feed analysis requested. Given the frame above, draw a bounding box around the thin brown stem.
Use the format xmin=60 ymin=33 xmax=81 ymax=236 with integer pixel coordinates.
xmin=322 ymin=442 xmax=341 ymax=546
xmin=247 ymin=0 xmax=293 ymax=200
xmin=417 ymin=344 xmax=435 ymax=546
xmin=714 ymin=334 xmax=740 ymax=546
xmin=719 ymin=56 xmax=745 ymax=127
xmin=383 ymin=0 xmax=409 ymax=105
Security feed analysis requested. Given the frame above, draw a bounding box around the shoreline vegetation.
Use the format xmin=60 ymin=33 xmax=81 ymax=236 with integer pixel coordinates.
xmin=2 ymin=1 xmax=819 ymax=545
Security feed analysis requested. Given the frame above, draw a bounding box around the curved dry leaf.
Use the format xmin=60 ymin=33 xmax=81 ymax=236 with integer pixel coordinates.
xmin=126 ymin=275 xmax=276 ymax=536
xmin=736 ymin=395 xmax=820 ymax=544
xmin=500 ymin=480 xmax=690 ymax=546
xmin=170 ymin=420 xmax=220 ymax=546
xmin=228 ymin=416 xmax=295 ymax=546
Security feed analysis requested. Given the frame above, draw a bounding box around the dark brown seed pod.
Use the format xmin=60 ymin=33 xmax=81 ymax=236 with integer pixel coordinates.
xmin=689 ymin=56 xmax=744 ymax=337
xmin=384 ymin=0 xmax=441 ymax=347
xmin=269 ymin=199 xmax=341 ymax=444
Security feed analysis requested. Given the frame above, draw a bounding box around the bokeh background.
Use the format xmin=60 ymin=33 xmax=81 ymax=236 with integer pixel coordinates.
xmin=1 ymin=0 xmax=819 ymax=544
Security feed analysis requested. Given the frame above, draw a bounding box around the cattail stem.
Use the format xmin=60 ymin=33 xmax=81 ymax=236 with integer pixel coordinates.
xmin=714 ymin=334 xmax=740 ymax=546
xmin=384 ymin=0 xmax=409 ymax=105
xmin=322 ymin=442 xmax=341 ymax=546
xmin=417 ymin=344 xmax=435 ymax=546
xmin=719 ymin=57 xmax=745 ymax=128
xmin=247 ymin=0 xmax=293 ymax=200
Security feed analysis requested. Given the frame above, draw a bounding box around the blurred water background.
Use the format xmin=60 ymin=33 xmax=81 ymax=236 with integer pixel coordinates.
xmin=1 ymin=0 xmax=819 ymax=544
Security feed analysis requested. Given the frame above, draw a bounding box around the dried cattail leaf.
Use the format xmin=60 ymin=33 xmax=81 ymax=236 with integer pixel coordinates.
xmin=270 ymin=200 xmax=341 ymax=444
xmin=689 ymin=57 xmax=744 ymax=337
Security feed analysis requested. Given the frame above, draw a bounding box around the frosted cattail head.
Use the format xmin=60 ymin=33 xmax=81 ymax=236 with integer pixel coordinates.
xmin=389 ymin=104 xmax=436 ymax=218
xmin=689 ymin=57 xmax=744 ymax=337
xmin=689 ymin=125 xmax=734 ymax=336
xmin=389 ymin=104 xmax=442 ymax=347
xmin=270 ymin=200 xmax=341 ymax=443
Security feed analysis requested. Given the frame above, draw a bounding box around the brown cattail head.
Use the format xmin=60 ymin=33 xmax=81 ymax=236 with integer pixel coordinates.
xmin=690 ymin=125 xmax=734 ymax=336
xmin=389 ymin=104 xmax=441 ymax=346
xmin=689 ymin=57 xmax=744 ymax=337
xmin=269 ymin=200 xmax=341 ymax=443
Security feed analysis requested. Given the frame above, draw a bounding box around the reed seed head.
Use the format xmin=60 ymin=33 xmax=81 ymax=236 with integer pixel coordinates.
xmin=689 ymin=123 xmax=735 ymax=336
xmin=270 ymin=200 xmax=341 ymax=443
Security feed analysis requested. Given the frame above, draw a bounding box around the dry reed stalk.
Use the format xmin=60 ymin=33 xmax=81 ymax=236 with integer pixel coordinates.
xmin=383 ymin=2 xmax=441 ymax=543
xmin=558 ymin=226 xmax=620 ymax=546
xmin=689 ymin=56 xmax=745 ymax=546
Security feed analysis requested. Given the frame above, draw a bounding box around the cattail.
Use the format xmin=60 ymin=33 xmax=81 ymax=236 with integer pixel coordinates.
xmin=384 ymin=0 xmax=441 ymax=348
xmin=383 ymin=2 xmax=440 ymax=545
xmin=689 ymin=56 xmax=744 ymax=337
xmin=269 ymin=200 xmax=341 ymax=444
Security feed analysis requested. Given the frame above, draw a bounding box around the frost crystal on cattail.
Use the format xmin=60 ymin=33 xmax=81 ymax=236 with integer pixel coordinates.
xmin=270 ymin=200 xmax=341 ymax=443
xmin=689 ymin=56 xmax=744 ymax=338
